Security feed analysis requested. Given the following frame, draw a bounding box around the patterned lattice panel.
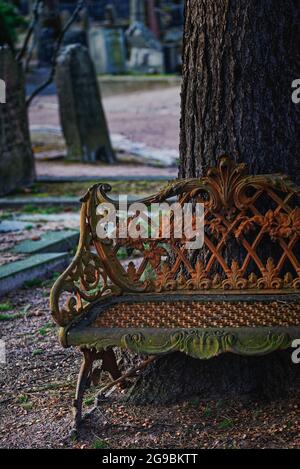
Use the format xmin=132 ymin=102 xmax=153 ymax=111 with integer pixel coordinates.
xmin=93 ymin=300 xmax=300 ymax=329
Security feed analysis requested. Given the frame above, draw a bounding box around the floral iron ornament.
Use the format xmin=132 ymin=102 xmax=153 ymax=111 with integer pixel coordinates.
xmin=50 ymin=156 xmax=300 ymax=327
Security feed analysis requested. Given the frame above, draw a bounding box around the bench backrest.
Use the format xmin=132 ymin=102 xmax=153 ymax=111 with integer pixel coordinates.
xmin=83 ymin=156 xmax=300 ymax=295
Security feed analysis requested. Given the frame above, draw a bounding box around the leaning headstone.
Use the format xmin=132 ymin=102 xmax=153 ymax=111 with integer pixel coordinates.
xmin=0 ymin=47 xmax=35 ymax=196
xmin=63 ymin=29 xmax=88 ymax=47
xmin=88 ymin=26 xmax=126 ymax=75
xmin=55 ymin=44 xmax=116 ymax=163
xmin=126 ymin=21 xmax=165 ymax=74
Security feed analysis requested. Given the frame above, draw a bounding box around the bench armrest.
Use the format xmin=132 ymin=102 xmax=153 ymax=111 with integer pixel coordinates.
xmin=50 ymin=199 xmax=121 ymax=327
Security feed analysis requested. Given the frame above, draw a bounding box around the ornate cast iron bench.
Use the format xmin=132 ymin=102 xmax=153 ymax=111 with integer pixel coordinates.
xmin=50 ymin=156 xmax=300 ymax=429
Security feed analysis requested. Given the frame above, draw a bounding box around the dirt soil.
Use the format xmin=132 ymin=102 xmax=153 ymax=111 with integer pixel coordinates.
xmin=1 ymin=285 xmax=300 ymax=449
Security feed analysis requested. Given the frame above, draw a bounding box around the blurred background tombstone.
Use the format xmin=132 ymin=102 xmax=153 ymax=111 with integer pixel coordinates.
xmin=0 ymin=47 xmax=35 ymax=196
xmin=88 ymin=3 xmax=126 ymax=75
xmin=126 ymin=20 xmax=164 ymax=74
xmin=159 ymin=0 xmax=184 ymax=73
xmin=55 ymin=44 xmax=116 ymax=163
xmin=163 ymin=27 xmax=182 ymax=73
xmin=103 ymin=3 xmax=117 ymax=26
xmin=36 ymin=0 xmax=61 ymax=67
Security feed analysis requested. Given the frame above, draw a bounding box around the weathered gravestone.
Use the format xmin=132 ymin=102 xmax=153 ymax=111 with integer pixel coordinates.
xmin=89 ymin=26 xmax=126 ymax=75
xmin=0 ymin=47 xmax=35 ymax=196
xmin=126 ymin=21 xmax=165 ymax=74
xmin=55 ymin=44 xmax=116 ymax=163
xmin=36 ymin=0 xmax=61 ymax=67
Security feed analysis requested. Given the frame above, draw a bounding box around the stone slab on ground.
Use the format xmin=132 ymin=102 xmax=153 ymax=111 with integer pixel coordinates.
xmin=0 ymin=197 xmax=80 ymax=208
xmin=37 ymin=175 xmax=171 ymax=183
xmin=0 ymin=195 xmax=147 ymax=209
xmin=17 ymin=213 xmax=80 ymax=224
xmin=0 ymin=252 xmax=69 ymax=296
xmin=112 ymin=134 xmax=178 ymax=166
xmin=13 ymin=230 xmax=79 ymax=255
xmin=0 ymin=220 xmax=34 ymax=233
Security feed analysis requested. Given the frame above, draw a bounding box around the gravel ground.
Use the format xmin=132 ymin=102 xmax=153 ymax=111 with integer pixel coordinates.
xmin=1 ymin=285 xmax=300 ymax=449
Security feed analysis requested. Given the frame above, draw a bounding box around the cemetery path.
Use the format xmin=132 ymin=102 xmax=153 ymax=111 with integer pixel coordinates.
xmin=35 ymin=161 xmax=178 ymax=178
xmin=29 ymin=86 xmax=180 ymax=157
xmin=1 ymin=284 xmax=300 ymax=448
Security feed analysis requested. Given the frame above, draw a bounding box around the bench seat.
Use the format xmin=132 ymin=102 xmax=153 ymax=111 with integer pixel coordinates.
xmin=62 ymin=293 xmax=300 ymax=358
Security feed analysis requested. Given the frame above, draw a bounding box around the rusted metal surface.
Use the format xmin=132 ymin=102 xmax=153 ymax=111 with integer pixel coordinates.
xmin=50 ymin=156 xmax=300 ymax=328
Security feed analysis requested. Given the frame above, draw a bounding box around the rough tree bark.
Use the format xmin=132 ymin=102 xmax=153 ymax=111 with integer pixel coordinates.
xmin=127 ymin=0 xmax=300 ymax=405
xmin=179 ymin=0 xmax=300 ymax=182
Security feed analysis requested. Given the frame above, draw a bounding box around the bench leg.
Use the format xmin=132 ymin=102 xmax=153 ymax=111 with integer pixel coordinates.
xmin=72 ymin=348 xmax=95 ymax=435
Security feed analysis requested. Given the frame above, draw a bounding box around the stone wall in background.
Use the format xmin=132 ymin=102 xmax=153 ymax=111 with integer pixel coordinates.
xmin=0 ymin=47 xmax=35 ymax=196
xmin=55 ymin=44 xmax=116 ymax=163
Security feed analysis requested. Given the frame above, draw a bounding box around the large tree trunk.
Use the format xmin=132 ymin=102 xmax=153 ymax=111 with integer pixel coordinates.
xmin=179 ymin=0 xmax=300 ymax=182
xmin=128 ymin=0 xmax=300 ymax=404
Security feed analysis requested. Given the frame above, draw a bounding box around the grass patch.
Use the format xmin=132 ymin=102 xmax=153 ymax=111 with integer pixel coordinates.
xmin=203 ymin=405 xmax=213 ymax=418
xmin=92 ymin=439 xmax=109 ymax=449
xmin=0 ymin=312 xmax=24 ymax=321
xmin=17 ymin=395 xmax=28 ymax=404
xmin=32 ymin=349 xmax=44 ymax=357
xmin=24 ymin=278 xmax=43 ymax=288
xmin=84 ymin=397 xmax=95 ymax=406
xmin=20 ymin=402 xmax=33 ymax=411
xmin=188 ymin=397 xmax=201 ymax=409
xmin=9 ymin=180 xmax=165 ymax=199
xmin=218 ymin=418 xmax=234 ymax=430
xmin=0 ymin=302 xmax=11 ymax=312
xmin=38 ymin=322 xmax=54 ymax=336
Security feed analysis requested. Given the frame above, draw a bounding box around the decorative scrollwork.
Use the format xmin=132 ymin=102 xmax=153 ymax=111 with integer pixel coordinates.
xmin=73 ymin=328 xmax=292 ymax=359
xmin=236 ymin=208 xmax=300 ymax=240
xmin=50 ymin=202 xmax=121 ymax=327
xmin=257 ymin=258 xmax=284 ymax=290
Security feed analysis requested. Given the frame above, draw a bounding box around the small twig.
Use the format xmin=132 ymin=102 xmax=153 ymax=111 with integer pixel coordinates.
xmin=17 ymin=0 xmax=43 ymax=63
xmin=26 ymin=0 xmax=85 ymax=107
xmin=97 ymin=356 xmax=157 ymax=397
